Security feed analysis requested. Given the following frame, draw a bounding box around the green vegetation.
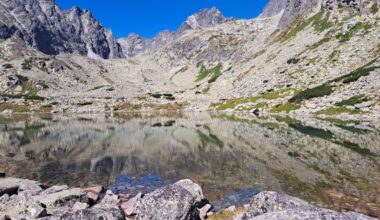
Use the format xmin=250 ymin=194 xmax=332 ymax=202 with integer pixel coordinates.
xmin=0 ymin=74 xmax=45 ymax=101
xmin=336 ymin=141 xmax=377 ymax=157
xmin=309 ymin=37 xmax=331 ymax=50
xmin=277 ymin=11 xmax=331 ymax=43
xmin=316 ymin=106 xmax=363 ymax=115
xmin=2 ymin=63 xmax=13 ymax=69
xmin=289 ymin=84 xmax=333 ymax=103
xmin=0 ymin=103 xmax=29 ymax=113
xmin=370 ymin=3 xmax=379 ymax=14
xmin=328 ymin=50 xmax=340 ymax=63
xmin=197 ymin=130 xmax=224 ymax=149
xmin=287 ymin=58 xmax=300 ymax=65
xmin=21 ymin=58 xmax=33 ymax=70
xmin=331 ymin=59 xmax=379 ymax=84
xmin=311 ymin=11 xmax=332 ymax=33
xmin=215 ymin=88 xmax=294 ymax=110
xmin=270 ymin=102 xmax=301 ymax=113
xmin=0 ymin=93 xmax=44 ymax=101
xmin=336 ymin=22 xmax=373 ymax=43
xmin=336 ymin=124 xmax=369 ymax=134
xmin=336 ymin=95 xmax=367 ymax=106
xmin=196 ymin=63 xmax=223 ymax=83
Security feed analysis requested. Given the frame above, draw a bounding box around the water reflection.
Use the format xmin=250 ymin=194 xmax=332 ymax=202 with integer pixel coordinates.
xmin=0 ymin=113 xmax=379 ymax=216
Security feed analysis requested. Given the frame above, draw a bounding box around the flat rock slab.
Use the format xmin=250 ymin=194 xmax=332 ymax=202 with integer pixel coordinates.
xmin=32 ymin=188 xmax=87 ymax=215
xmin=0 ymin=178 xmax=40 ymax=196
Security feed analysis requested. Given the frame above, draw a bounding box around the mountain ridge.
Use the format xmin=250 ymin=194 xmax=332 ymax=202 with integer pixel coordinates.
xmin=0 ymin=0 xmax=124 ymax=59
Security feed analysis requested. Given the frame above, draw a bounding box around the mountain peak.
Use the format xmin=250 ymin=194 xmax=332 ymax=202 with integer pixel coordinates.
xmin=179 ymin=7 xmax=227 ymax=32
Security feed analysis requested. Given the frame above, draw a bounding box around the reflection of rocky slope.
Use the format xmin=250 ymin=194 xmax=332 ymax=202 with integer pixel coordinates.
xmin=1 ymin=113 xmax=379 ymax=216
xmin=0 ymin=0 xmax=379 ymax=117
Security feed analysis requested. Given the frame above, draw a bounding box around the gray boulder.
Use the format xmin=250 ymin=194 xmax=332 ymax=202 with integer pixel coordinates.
xmin=32 ymin=188 xmax=87 ymax=215
xmin=0 ymin=193 xmax=47 ymax=219
xmin=0 ymin=178 xmax=40 ymax=196
xmin=59 ymin=207 xmax=124 ymax=220
xmin=241 ymin=191 xmax=376 ymax=220
xmin=134 ymin=184 xmax=196 ymax=220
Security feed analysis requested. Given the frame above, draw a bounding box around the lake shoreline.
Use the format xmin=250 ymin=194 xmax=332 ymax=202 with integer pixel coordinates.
xmin=0 ymin=177 xmax=377 ymax=220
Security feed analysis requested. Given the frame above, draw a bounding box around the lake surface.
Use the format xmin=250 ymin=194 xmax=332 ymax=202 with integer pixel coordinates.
xmin=0 ymin=112 xmax=379 ymax=216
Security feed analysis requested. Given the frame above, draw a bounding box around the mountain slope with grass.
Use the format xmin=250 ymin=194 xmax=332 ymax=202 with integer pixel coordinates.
xmin=0 ymin=0 xmax=379 ymax=119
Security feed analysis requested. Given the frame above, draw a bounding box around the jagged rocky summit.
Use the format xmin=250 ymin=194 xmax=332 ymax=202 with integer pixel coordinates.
xmin=0 ymin=0 xmax=124 ymax=59
xmin=118 ymin=7 xmax=230 ymax=58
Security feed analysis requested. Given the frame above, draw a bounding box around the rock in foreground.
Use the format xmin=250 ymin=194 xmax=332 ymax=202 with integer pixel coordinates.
xmin=0 ymin=177 xmax=377 ymax=220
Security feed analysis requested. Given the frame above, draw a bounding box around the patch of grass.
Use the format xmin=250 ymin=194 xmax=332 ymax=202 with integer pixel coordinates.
xmin=196 ymin=63 xmax=223 ymax=83
xmin=76 ymin=102 xmax=93 ymax=106
xmin=277 ymin=11 xmax=331 ymax=43
xmin=336 ymin=141 xmax=377 ymax=157
xmin=311 ymin=11 xmax=332 ymax=33
xmin=0 ymin=93 xmax=45 ymax=101
xmin=370 ymin=4 xmax=379 ymax=14
xmin=270 ymin=102 xmax=301 ymax=113
xmin=215 ymin=88 xmax=294 ymax=110
xmin=316 ymin=106 xmax=363 ymax=115
xmin=0 ymin=103 xmax=29 ymax=113
xmin=336 ymin=95 xmax=367 ymax=106
xmin=330 ymin=59 xmax=379 ymax=84
xmin=113 ymin=103 xmax=142 ymax=111
xmin=150 ymin=93 xmax=162 ymax=99
xmin=2 ymin=64 xmax=13 ymax=69
xmin=336 ymin=22 xmax=373 ymax=43
xmin=328 ymin=50 xmax=340 ymax=63
xmin=336 ymin=124 xmax=369 ymax=134
xmin=37 ymin=105 xmax=53 ymax=113
xmin=287 ymin=58 xmax=300 ymax=65
xmin=87 ymin=85 xmax=105 ymax=91
xmin=289 ymin=84 xmax=333 ymax=103
xmin=21 ymin=58 xmax=33 ymax=70
xmin=309 ymin=37 xmax=331 ymax=50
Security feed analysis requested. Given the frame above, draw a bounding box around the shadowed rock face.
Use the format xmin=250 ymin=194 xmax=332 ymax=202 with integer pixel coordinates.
xmin=0 ymin=0 xmax=124 ymax=59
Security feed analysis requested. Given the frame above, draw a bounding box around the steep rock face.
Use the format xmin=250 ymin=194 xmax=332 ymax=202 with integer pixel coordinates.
xmin=260 ymin=0 xmax=288 ymax=17
xmin=262 ymin=0 xmax=376 ymax=29
xmin=118 ymin=7 xmax=228 ymax=58
xmin=178 ymin=7 xmax=227 ymax=33
xmin=0 ymin=0 xmax=124 ymax=59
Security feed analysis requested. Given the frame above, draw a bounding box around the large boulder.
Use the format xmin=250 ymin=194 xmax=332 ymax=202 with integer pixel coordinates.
xmin=59 ymin=207 xmax=124 ymax=220
xmin=134 ymin=184 xmax=197 ymax=220
xmin=241 ymin=191 xmax=376 ymax=220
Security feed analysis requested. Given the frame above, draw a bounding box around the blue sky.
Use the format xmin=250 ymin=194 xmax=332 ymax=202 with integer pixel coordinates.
xmin=56 ymin=0 xmax=270 ymax=39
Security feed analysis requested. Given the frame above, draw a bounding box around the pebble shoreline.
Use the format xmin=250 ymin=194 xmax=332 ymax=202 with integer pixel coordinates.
xmin=0 ymin=177 xmax=377 ymax=220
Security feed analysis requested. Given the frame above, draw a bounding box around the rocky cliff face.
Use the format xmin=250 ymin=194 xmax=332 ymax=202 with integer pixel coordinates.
xmin=261 ymin=0 xmax=376 ymax=29
xmin=0 ymin=0 xmax=124 ymax=59
xmin=118 ymin=7 xmax=228 ymax=58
